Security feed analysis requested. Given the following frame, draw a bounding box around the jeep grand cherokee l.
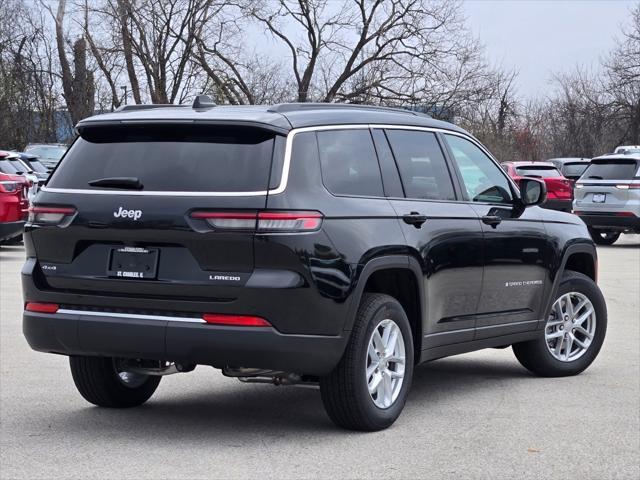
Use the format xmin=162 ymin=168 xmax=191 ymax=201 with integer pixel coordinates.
xmin=22 ymin=98 xmax=607 ymax=431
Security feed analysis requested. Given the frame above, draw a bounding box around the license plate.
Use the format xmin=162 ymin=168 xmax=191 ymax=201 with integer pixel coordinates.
xmin=108 ymin=247 xmax=158 ymax=279
xmin=592 ymin=193 xmax=606 ymax=203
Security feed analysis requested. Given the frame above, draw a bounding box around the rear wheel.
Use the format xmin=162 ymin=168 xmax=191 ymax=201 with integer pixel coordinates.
xmin=320 ymin=293 xmax=414 ymax=431
xmin=588 ymin=228 xmax=620 ymax=245
xmin=513 ymin=271 xmax=606 ymax=377
xmin=69 ymin=356 xmax=161 ymax=408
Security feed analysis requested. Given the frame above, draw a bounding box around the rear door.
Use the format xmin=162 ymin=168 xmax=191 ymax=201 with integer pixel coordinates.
xmin=32 ymin=123 xmax=283 ymax=300
xmin=376 ymin=128 xmax=484 ymax=348
xmin=574 ymin=159 xmax=640 ymax=212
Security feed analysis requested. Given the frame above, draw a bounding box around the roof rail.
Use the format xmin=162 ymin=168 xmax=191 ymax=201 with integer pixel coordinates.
xmin=114 ymin=103 xmax=187 ymax=112
xmin=267 ymin=102 xmax=430 ymax=117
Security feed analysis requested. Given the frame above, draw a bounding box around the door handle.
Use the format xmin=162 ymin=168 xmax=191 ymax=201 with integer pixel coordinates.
xmin=481 ymin=215 xmax=502 ymax=227
xmin=402 ymin=212 xmax=428 ymax=228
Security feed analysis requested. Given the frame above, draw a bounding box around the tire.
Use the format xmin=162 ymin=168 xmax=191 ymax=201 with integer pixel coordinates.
xmin=69 ymin=356 xmax=161 ymax=408
xmin=513 ymin=271 xmax=607 ymax=377
xmin=588 ymin=228 xmax=620 ymax=245
xmin=320 ymin=293 xmax=414 ymax=431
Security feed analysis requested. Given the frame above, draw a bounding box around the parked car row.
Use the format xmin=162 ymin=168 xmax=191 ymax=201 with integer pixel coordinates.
xmin=501 ymin=148 xmax=639 ymax=245
xmin=0 ymin=169 xmax=29 ymax=244
xmin=0 ymin=144 xmax=68 ymax=245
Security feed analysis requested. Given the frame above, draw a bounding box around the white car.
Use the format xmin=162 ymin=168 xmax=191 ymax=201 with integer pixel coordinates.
xmin=614 ymin=145 xmax=640 ymax=154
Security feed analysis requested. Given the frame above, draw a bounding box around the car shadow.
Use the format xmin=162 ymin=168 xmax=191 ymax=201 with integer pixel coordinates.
xmin=42 ymin=356 xmax=531 ymax=438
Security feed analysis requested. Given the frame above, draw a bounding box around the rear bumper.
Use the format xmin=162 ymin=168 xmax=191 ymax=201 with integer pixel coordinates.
xmin=23 ymin=310 xmax=347 ymax=376
xmin=574 ymin=212 xmax=640 ymax=231
xmin=0 ymin=221 xmax=25 ymax=242
xmin=542 ymin=199 xmax=573 ymax=212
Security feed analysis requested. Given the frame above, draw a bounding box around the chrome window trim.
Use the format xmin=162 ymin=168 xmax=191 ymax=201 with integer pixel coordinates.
xmin=41 ymin=123 xmax=491 ymax=197
xmin=57 ymin=308 xmax=206 ymax=324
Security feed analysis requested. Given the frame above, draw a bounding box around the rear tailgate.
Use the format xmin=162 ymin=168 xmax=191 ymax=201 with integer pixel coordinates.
xmin=28 ymin=123 xmax=284 ymax=300
xmin=574 ymin=159 xmax=640 ymax=211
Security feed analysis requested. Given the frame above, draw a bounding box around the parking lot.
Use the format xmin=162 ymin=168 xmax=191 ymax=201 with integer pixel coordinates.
xmin=0 ymin=237 xmax=638 ymax=479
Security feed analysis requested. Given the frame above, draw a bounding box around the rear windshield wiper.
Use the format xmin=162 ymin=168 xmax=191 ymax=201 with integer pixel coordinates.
xmin=586 ymin=175 xmax=603 ymax=180
xmin=88 ymin=177 xmax=144 ymax=190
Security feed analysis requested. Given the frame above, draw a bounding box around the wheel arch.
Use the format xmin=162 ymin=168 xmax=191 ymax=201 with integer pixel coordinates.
xmin=344 ymin=256 xmax=424 ymax=363
xmin=542 ymin=243 xmax=597 ymax=323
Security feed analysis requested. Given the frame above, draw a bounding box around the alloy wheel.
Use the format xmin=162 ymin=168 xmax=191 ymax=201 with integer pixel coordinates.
xmin=545 ymin=292 xmax=597 ymax=362
xmin=366 ymin=319 xmax=406 ymax=409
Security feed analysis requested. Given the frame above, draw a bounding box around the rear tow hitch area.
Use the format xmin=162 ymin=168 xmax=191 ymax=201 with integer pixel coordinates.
xmin=222 ymin=367 xmax=319 ymax=389
xmin=117 ymin=359 xmax=197 ymax=376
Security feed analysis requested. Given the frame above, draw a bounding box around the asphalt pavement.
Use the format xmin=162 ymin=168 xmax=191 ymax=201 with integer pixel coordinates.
xmin=1 ymin=236 xmax=638 ymax=479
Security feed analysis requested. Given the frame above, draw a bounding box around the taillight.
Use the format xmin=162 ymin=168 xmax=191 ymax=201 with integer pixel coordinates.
xmin=257 ymin=211 xmax=322 ymax=231
xmin=25 ymin=302 xmax=59 ymax=313
xmin=616 ymin=184 xmax=640 ymax=189
xmin=29 ymin=205 xmax=76 ymax=225
xmin=191 ymin=211 xmax=257 ymax=229
xmin=190 ymin=210 xmax=323 ymax=232
xmin=202 ymin=313 xmax=271 ymax=327
xmin=0 ymin=181 xmax=20 ymax=193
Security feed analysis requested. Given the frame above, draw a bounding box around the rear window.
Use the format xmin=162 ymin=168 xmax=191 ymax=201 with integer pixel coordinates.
xmin=316 ymin=129 xmax=384 ymax=197
xmin=0 ymin=160 xmax=19 ymax=174
xmin=47 ymin=125 xmax=280 ymax=192
xmin=561 ymin=163 xmax=589 ymax=177
xmin=515 ymin=166 xmax=562 ymax=177
xmin=581 ymin=160 xmax=639 ymax=181
xmin=26 ymin=146 xmax=67 ymax=161
xmin=26 ymin=160 xmax=48 ymax=173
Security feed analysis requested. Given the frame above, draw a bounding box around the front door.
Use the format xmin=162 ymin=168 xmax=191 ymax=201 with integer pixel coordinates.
xmin=442 ymin=133 xmax=549 ymax=339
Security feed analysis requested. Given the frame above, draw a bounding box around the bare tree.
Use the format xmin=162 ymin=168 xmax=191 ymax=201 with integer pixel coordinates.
xmin=215 ymin=0 xmax=498 ymax=113
xmin=605 ymin=2 xmax=640 ymax=144
xmin=42 ymin=0 xmax=95 ymax=124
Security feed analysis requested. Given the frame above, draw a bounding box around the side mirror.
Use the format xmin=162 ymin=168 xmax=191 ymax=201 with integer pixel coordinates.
xmin=518 ymin=178 xmax=546 ymax=207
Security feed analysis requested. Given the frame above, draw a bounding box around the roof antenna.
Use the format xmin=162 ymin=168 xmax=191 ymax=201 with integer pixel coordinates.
xmin=193 ymin=94 xmax=216 ymax=109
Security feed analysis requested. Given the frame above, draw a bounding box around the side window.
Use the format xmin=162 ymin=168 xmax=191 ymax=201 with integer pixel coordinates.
xmin=385 ymin=130 xmax=456 ymax=201
xmin=444 ymin=134 xmax=513 ymax=204
xmin=317 ymin=129 xmax=384 ymax=197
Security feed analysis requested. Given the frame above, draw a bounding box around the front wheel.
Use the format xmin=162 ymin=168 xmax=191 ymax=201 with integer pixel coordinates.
xmin=320 ymin=293 xmax=414 ymax=431
xmin=588 ymin=228 xmax=620 ymax=245
xmin=513 ymin=271 xmax=607 ymax=377
xmin=69 ymin=356 xmax=161 ymax=408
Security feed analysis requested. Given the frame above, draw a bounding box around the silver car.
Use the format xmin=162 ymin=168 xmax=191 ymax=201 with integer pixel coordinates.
xmin=573 ymin=153 xmax=640 ymax=245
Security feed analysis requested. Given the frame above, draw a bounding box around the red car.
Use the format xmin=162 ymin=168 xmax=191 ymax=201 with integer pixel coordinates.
xmin=0 ymin=171 xmax=29 ymax=243
xmin=502 ymin=161 xmax=573 ymax=212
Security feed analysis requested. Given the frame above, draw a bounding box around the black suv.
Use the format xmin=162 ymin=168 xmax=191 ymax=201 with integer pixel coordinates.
xmin=23 ymin=99 xmax=607 ymax=431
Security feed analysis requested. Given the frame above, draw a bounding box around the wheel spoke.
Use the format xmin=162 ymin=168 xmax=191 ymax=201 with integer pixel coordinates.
xmin=382 ymin=371 xmax=392 ymax=406
xmin=381 ymin=321 xmax=392 ymax=345
xmin=368 ymin=372 xmax=382 ymax=394
xmin=372 ymin=329 xmax=385 ymax=354
xmin=387 ymin=355 xmax=405 ymax=365
xmin=574 ymin=325 xmax=593 ymax=339
xmin=572 ymin=298 xmax=588 ymax=317
xmin=368 ymin=341 xmax=378 ymax=363
xmin=546 ymin=329 xmax=564 ymax=339
xmin=389 ymin=370 xmax=403 ymax=379
xmin=366 ymin=361 xmax=378 ymax=378
xmin=574 ymin=308 xmax=594 ymax=326
xmin=573 ymin=336 xmax=590 ymax=349
xmin=564 ymin=335 xmax=574 ymax=360
xmin=553 ymin=302 xmax=564 ymax=322
xmin=565 ymin=296 xmax=574 ymax=318
xmin=386 ymin=328 xmax=399 ymax=356
xmin=554 ymin=335 xmax=565 ymax=357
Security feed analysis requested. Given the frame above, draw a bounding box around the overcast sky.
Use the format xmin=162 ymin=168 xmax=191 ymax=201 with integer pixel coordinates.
xmin=463 ymin=0 xmax=637 ymax=98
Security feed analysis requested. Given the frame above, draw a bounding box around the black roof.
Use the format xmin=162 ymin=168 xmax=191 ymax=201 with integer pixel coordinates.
xmin=77 ymin=101 xmax=468 ymax=136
